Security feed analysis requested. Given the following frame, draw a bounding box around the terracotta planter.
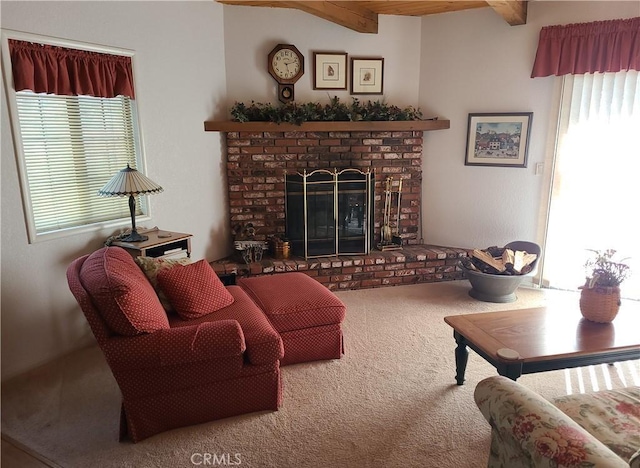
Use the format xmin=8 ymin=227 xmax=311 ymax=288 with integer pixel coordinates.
xmin=579 ymin=286 xmax=621 ymax=323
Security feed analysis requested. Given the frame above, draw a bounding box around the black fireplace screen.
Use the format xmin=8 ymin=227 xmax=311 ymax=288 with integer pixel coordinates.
xmin=286 ymin=169 xmax=374 ymax=259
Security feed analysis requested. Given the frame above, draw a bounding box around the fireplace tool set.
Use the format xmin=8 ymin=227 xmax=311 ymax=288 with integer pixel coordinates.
xmin=378 ymin=176 xmax=403 ymax=251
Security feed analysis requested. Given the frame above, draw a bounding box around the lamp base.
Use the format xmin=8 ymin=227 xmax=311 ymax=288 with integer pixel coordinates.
xmin=120 ymin=231 xmax=148 ymax=242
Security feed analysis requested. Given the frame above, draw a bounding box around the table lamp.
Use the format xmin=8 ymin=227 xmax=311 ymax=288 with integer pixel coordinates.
xmin=98 ymin=164 xmax=163 ymax=242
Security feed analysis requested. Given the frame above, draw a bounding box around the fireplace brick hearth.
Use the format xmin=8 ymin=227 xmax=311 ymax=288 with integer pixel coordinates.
xmin=211 ymin=244 xmax=469 ymax=291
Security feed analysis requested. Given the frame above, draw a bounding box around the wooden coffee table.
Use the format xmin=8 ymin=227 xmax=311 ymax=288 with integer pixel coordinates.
xmin=444 ymin=300 xmax=640 ymax=385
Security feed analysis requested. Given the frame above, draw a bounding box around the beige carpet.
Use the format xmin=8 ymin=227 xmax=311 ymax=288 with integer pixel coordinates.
xmin=2 ymin=280 xmax=639 ymax=468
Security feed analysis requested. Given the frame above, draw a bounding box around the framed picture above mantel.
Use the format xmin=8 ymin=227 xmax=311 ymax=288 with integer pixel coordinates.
xmin=313 ymin=52 xmax=347 ymax=90
xmin=350 ymin=57 xmax=384 ymax=95
xmin=465 ymin=113 xmax=533 ymax=168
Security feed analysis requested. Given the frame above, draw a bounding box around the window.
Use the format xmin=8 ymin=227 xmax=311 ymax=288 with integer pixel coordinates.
xmin=2 ymin=31 xmax=147 ymax=243
xmin=542 ymin=70 xmax=640 ymax=300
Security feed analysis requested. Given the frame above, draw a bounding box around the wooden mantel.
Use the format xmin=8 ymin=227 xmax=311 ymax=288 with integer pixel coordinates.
xmin=204 ymin=119 xmax=450 ymax=133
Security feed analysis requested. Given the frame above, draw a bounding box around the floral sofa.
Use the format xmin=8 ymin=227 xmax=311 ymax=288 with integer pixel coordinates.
xmin=475 ymin=375 xmax=640 ymax=467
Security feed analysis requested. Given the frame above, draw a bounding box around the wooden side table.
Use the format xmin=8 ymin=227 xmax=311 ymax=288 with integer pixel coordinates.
xmin=110 ymin=228 xmax=192 ymax=259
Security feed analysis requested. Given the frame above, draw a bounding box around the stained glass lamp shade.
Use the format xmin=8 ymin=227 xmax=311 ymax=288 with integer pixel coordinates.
xmin=98 ymin=164 xmax=163 ymax=242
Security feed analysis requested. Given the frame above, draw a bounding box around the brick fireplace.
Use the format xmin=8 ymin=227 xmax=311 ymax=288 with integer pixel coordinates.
xmin=225 ymin=128 xmax=424 ymax=245
xmin=205 ymin=120 xmax=469 ymax=290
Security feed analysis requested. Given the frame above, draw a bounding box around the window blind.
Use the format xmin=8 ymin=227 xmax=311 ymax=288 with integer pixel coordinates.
xmin=16 ymin=92 xmax=143 ymax=235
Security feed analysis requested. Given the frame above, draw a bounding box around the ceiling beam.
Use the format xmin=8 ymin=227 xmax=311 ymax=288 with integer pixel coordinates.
xmin=216 ymin=1 xmax=527 ymax=30
xmin=283 ymin=1 xmax=378 ymax=34
xmin=486 ymin=0 xmax=527 ymax=26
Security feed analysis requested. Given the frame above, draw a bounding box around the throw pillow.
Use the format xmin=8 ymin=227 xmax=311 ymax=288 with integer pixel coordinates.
xmin=80 ymin=247 xmax=169 ymax=336
xmin=135 ymin=256 xmax=191 ymax=311
xmin=157 ymin=259 xmax=234 ymax=320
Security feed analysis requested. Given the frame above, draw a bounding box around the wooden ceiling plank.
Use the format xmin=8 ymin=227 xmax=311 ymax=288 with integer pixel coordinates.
xmin=356 ymin=1 xmax=488 ymax=17
xmin=216 ymin=0 xmax=527 ymax=30
xmin=217 ymin=1 xmax=290 ymax=8
xmin=485 ymin=0 xmax=527 ymax=25
xmin=285 ymin=1 xmax=378 ymax=34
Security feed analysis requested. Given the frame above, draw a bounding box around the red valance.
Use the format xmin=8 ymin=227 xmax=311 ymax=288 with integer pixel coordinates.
xmin=531 ymin=17 xmax=640 ymax=78
xmin=9 ymin=39 xmax=135 ymax=99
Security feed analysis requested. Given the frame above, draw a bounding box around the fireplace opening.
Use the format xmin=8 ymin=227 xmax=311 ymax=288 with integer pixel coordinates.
xmin=286 ymin=169 xmax=374 ymax=259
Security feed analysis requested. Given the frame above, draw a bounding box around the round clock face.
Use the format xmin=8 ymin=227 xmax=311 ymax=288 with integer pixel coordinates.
xmin=268 ymin=45 xmax=304 ymax=84
xmin=271 ymin=49 xmax=301 ymax=80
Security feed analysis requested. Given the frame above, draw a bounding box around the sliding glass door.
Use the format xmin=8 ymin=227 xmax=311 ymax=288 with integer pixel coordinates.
xmin=542 ymin=71 xmax=640 ymax=300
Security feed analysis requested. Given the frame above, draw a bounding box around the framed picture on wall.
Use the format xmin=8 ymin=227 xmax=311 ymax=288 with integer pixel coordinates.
xmin=465 ymin=113 xmax=533 ymax=168
xmin=313 ymin=52 xmax=347 ymax=90
xmin=350 ymin=57 xmax=384 ymax=95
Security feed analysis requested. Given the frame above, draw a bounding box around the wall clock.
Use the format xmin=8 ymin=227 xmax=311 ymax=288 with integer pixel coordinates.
xmin=268 ymin=44 xmax=304 ymax=104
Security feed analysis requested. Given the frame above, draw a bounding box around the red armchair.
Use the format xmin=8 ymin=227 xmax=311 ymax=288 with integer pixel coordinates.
xmin=66 ymin=247 xmax=283 ymax=442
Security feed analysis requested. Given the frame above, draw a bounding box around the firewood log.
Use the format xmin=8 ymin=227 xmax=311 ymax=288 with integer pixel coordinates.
xmin=502 ymin=249 xmax=515 ymax=268
xmin=522 ymin=253 xmax=537 ymax=268
xmin=512 ymin=251 xmax=537 ymax=273
xmin=513 ymin=250 xmax=525 ymax=273
xmin=460 ymin=257 xmax=479 ymax=271
xmin=471 ymin=249 xmax=506 ymax=273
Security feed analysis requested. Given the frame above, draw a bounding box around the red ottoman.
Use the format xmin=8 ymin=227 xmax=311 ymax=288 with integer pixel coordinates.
xmin=238 ymin=273 xmax=346 ymax=366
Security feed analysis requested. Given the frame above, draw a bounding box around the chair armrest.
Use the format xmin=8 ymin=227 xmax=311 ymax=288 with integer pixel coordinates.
xmin=103 ymin=320 xmax=246 ymax=370
xmin=474 ymin=376 xmax=628 ymax=468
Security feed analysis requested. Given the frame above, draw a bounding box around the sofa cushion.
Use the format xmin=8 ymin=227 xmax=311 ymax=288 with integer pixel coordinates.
xmin=157 ymin=259 xmax=234 ymax=320
xmin=135 ymin=255 xmax=191 ymax=311
xmin=631 ymin=447 xmax=640 ymax=468
xmin=169 ymin=286 xmax=284 ymax=365
xmin=80 ymin=247 xmax=169 ymax=336
xmin=238 ymin=272 xmax=346 ymax=333
xmin=552 ymin=386 xmax=640 ymax=463
xmin=474 ymin=376 xmax=631 ymax=468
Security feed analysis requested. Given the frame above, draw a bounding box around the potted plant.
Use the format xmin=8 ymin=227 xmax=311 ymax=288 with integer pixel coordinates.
xmin=579 ymin=249 xmax=631 ymax=323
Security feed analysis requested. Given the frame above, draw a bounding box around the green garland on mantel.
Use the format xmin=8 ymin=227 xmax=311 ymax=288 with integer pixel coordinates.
xmin=230 ymin=97 xmax=423 ymax=126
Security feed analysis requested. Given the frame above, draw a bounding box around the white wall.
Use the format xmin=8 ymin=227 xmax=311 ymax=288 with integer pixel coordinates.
xmin=1 ymin=1 xmax=227 ymax=380
xmin=222 ymin=5 xmax=422 ymax=109
xmin=419 ymin=1 xmax=640 ymax=249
